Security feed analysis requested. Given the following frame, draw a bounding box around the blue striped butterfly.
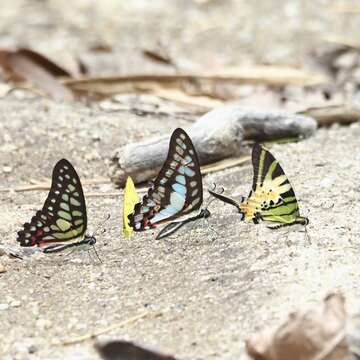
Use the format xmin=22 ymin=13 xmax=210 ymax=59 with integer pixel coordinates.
xmin=128 ymin=128 xmax=210 ymax=239
xmin=209 ymin=143 xmax=309 ymax=228
xmin=17 ymin=159 xmax=97 ymax=254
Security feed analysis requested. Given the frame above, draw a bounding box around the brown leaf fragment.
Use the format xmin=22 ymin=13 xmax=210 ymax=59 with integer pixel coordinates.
xmin=95 ymin=340 xmax=177 ymax=360
xmin=16 ymin=49 xmax=72 ymax=77
xmin=0 ymin=48 xmax=73 ymax=101
xmin=246 ymin=293 xmax=351 ymax=360
xmin=143 ymin=48 xmax=174 ymax=66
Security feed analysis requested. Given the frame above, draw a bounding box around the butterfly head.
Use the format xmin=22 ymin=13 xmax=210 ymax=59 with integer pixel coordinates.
xmin=84 ymin=234 xmax=97 ymax=246
xmin=201 ymin=208 xmax=211 ymax=219
xmin=298 ymin=216 xmax=309 ymax=226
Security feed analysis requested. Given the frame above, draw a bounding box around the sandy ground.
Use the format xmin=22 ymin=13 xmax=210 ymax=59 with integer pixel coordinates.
xmin=1 ymin=97 xmax=360 ymax=360
xmin=1 ymin=1 xmax=360 ymax=359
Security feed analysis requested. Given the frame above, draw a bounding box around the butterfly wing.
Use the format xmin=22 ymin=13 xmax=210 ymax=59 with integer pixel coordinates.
xmin=123 ymin=176 xmax=139 ymax=237
xmin=240 ymin=143 xmax=302 ymax=224
xmin=17 ymin=159 xmax=87 ymax=247
xmin=129 ymin=128 xmax=203 ymax=231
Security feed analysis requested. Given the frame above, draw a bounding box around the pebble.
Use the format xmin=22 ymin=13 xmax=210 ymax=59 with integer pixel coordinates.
xmin=0 ymin=263 xmax=6 ymax=273
xmin=0 ymin=303 xmax=9 ymax=311
xmin=2 ymin=166 xmax=12 ymax=173
xmin=36 ymin=318 xmax=52 ymax=330
xmin=10 ymin=300 xmax=21 ymax=307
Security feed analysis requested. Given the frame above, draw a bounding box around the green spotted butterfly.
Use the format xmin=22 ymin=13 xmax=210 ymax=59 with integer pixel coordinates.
xmin=17 ymin=159 xmax=96 ymax=253
xmin=209 ymin=143 xmax=309 ymax=229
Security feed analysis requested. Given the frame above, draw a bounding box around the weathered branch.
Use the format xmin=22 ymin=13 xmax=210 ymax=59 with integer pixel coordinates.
xmin=109 ymin=105 xmax=317 ymax=187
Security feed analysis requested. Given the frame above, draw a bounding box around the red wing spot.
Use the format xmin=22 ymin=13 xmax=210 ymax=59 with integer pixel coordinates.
xmin=38 ymin=240 xmax=46 ymax=248
xmin=30 ymin=229 xmax=44 ymax=246
xmin=36 ymin=229 xmax=44 ymax=237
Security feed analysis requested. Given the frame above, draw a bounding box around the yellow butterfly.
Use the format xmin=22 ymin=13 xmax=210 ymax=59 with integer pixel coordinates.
xmin=123 ymin=176 xmax=139 ymax=237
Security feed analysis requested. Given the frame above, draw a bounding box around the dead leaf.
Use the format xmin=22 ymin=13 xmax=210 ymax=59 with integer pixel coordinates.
xmin=0 ymin=48 xmax=73 ymax=101
xmin=95 ymin=340 xmax=176 ymax=360
xmin=64 ymin=66 xmax=328 ymax=100
xmin=246 ymin=293 xmax=351 ymax=360
xmin=15 ymin=49 xmax=72 ymax=77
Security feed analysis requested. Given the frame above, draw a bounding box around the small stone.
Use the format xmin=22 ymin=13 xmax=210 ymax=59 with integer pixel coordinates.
xmin=2 ymin=166 xmax=12 ymax=173
xmin=0 ymin=303 xmax=9 ymax=310
xmin=28 ymin=345 xmax=38 ymax=354
xmin=0 ymin=263 xmax=6 ymax=273
xmin=10 ymin=300 xmax=21 ymax=307
xmin=0 ymin=83 xmax=10 ymax=96
xmin=36 ymin=318 xmax=52 ymax=330
xmin=334 ymin=51 xmax=358 ymax=70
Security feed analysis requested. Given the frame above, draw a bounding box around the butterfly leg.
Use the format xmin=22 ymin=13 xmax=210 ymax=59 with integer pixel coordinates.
xmin=201 ymin=216 xmax=218 ymax=241
xmin=284 ymin=228 xmax=292 ymax=247
xmin=92 ymin=245 xmax=103 ymax=264
xmin=303 ymin=225 xmax=311 ymax=245
xmin=86 ymin=248 xmax=95 ymax=264
xmin=65 ymin=247 xmax=79 ymax=258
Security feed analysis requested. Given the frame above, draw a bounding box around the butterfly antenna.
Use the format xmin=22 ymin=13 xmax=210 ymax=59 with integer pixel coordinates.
xmin=92 ymin=213 xmax=111 ymax=237
xmin=205 ymin=183 xmax=224 ymax=209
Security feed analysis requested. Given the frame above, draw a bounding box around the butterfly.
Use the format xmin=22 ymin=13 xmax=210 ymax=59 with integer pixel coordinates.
xmin=122 ymin=176 xmax=139 ymax=237
xmin=209 ymin=143 xmax=309 ymax=229
xmin=17 ymin=159 xmax=97 ymax=254
xmin=128 ymin=128 xmax=210 ymax=240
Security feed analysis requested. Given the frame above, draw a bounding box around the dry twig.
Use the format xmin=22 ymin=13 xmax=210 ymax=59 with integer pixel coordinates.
xmin=60 ymin=311 xmax=161 ymax=346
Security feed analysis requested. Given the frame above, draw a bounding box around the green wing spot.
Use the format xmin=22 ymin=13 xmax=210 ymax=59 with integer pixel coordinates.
xmin=42 ymin=235 xmax=57 ymax=240
xmin=265 ymin=158 xmax=277 ymax=181
xmin=70 ymin=197 xmax=81 ymax=207
xmin=62 ymin=194 xmax=69 ymax=202
xmin=261 ymin=201 xmax=298 ymax=218
xmin=68 ymin=184 xmax=76 ymax=192
xmin=50 ymin=225 xmax=60 ymax=231
xmin=60 ymin=202 xmax=70 ymax=211
xmin=58 ymin=210 xmax=72 ymax=221
xmin=74 ymin=219 xmax=83 ymax=225
xmin=72 ymin=210 xmax=82 ymax=217
xmin=56 ymin=218 xmax=71 ymax=231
